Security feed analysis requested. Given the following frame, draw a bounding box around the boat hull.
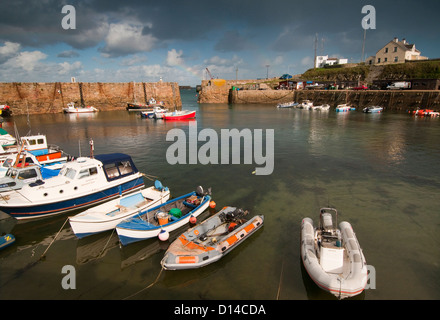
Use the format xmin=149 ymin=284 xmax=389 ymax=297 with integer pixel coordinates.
xmin=301 ymin=217 xmax=368 ymax=299
xmin=0 ymin=234 xmax=15 ymax=250
xmin=163 ymin=111 xmax=196 ymax=120
xmin=161 ymin=207 xmax=264 ymax=270
xmin=69 ymin=186 xmax=170 ymax=239
xmin=0 ymin=176 xmax=144 ymax=220
xmin=116 ymin=192 xmax=210 ymax=246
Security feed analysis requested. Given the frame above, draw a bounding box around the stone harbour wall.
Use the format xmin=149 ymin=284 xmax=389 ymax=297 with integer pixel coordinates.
xmin=230 ymin=89 xmax=440 ymax=110
xmin=0 ymin=81 xmax=182 ymax=115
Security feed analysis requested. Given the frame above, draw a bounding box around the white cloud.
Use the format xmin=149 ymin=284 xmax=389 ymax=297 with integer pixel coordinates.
xmin=0 ymin=42 xmax=21 ymax=62
xmin=100 ymin=23 xmax=158 ymax=57
xmin=58 ymin=61 xmax=83 ymax=75
xmin=8 ymin=50 xmax=47 ymax=71
xmin=166 ymin=49 xmax=184 ymax=66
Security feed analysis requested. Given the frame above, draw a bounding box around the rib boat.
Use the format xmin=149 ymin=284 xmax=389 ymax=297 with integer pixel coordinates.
xmin=161 ymin=206 xmax=264 ymax=270
xmin=301 ymin=208 xmax=368 ymax=299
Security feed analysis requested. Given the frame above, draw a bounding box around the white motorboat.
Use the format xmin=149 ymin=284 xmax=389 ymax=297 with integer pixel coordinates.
xmin=301 ymin=208 xmax=368 ymax=299
xmin=0 ymin=153 xmax=144 ymax=220
xmin=363 ymin=106 xmax=383 ymax=113
xmin=336 ymin=104 xmax=356 ymax=112
xmin=311 ymin=104 xmax=331 ymax=111
xmin=277 ymin=102 xmax=299 ymax=109
xmin=63 ymin=102 xmax=98 ymax=113
xmin=299 ymin=100 xmax=314 ymax=110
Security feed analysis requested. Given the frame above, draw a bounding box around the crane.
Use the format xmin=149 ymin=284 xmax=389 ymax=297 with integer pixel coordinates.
xmin=205 ymin=68 xmax=214 ymax=80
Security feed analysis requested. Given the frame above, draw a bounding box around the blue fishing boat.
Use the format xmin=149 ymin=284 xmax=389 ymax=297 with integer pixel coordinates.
xmin=0 ymin=153 xmax=144 ymax=220
xmin=0 ymin=234 xmax=15 ymax=250
xmin=116 ymin=187 xmax=211 ymax=246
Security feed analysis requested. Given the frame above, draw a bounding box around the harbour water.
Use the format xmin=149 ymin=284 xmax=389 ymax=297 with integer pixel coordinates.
xmin=0 ymin=89 xmax=439 ymax=300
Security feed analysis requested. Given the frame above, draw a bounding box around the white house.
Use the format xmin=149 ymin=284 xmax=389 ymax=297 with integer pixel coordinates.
xmin=367 ymin=38 xmax=428 ymax=65
xmin=315 ymin=55 xmax=348 ymax=68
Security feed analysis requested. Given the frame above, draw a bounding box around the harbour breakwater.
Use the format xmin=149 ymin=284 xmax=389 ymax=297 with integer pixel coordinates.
xmin=230 ymin=89 xmax=440 ymax=110
xmin=198 ymin=80 xmax=440 ymax=110
xmin=0 ymin=81 xmax=182 ymax=115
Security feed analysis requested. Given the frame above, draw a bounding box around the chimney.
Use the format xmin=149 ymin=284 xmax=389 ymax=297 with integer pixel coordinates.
xmin=393 ymin=37 xmax=398 ymax=43
xmin=402 ymin=38 xmax=406 ymax=44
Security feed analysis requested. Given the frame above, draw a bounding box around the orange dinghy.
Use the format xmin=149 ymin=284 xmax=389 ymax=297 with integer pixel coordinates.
xmin=161 ymin=206 xmax=264 ymax=270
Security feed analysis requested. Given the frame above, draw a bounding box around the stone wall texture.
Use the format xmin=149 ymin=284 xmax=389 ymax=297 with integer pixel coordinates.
xmin=197 ymin=79 xmax=440 ymax=110
xmin=0 ymin=81 xmax=182 ymax=115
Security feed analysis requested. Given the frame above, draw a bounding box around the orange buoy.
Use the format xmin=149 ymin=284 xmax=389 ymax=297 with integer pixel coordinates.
xmin=189 ymin=215 xmax=197 ymax=224
xmin=209 ymin=201 xmax=216 ymax=208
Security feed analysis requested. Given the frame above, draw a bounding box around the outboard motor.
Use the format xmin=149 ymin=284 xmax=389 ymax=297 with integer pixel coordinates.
xmin=196 ymin=186 xmax=212 ymax=197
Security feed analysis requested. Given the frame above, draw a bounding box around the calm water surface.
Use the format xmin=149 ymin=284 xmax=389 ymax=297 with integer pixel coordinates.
xmin=0 ymin=89 xmax=439 ymax=300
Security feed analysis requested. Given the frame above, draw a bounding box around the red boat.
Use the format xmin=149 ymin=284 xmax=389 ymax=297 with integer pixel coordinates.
xmin=163 ymin=110 xmax=196 ymax=120
xmin=411 ymin=109 xmax=439 ymax=117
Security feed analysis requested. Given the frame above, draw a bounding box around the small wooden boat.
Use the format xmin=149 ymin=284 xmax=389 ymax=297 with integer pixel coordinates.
xmin=363 ymin=106 xmax=383 ymax=113
xmin=69 ymin=180 xmax=170 ymax=239
xmin=301 ymin=208 xmax=368 ymax=299
xmin=63 ymin=102 xmax=98 ymax=113
xmin=336 ymin=104 xmax=356 ymax=112
xmin=116 ymin=187 xmax=211 ymax=246
xmin=163 ymin=110 xmax=196 ymax=120
xmin=0 ymin=234 xmax=15 ymax=250
xmin=0 ymin=153 xmax=144 ymax=220
xmin=161 ymin=206 xmax=264 ymax=270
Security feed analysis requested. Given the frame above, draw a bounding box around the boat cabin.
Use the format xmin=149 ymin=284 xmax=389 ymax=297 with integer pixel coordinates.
xmin=0 ymin=165 xmax=42 ymax=191
xmin=94 ymin=153 xmax=139 ymax=182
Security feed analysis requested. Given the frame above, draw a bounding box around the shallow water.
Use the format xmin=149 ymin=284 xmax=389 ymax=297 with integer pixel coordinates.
xmin=0 ymin=89 xmax=439 ymax=300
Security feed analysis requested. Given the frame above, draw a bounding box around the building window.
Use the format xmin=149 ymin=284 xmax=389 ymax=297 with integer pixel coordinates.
xmin=377 ymin=58 xmax=381 ymax=63
xmin=394 ymin=47 xmax=398 ymax=52
xmin=385 ymin=48 xmax=389 ymax=53
xmin=394 ymin=56 xmax=398 ymax=62
xmin=384 ymin=58 xmax=388 ymax=62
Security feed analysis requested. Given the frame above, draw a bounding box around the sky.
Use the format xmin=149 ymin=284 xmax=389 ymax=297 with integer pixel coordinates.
xmin=0 ymin=0 xmax=439 ymax=86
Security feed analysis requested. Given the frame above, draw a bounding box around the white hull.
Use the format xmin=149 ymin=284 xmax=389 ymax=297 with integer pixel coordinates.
xmin=301 ymin=213 xmax=368 ymax=299
xmin=69 ymin=186 xmax=170 ymax=238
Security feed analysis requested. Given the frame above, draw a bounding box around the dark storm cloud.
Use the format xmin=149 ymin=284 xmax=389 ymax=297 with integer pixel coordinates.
xmin=0 ymin=0 xmax=439 ymax=57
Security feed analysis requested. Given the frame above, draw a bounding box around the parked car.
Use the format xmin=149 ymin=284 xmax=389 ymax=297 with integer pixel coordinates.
xmin=353 ymin=85 xmax=368 ymax=90
xmin=280 ymin=74 xmax=293 ymax=80
xmin=387 ymin=81 xmax=411 ymax=90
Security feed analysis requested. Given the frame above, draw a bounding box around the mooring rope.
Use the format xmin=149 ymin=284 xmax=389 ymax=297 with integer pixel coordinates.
xmin=276 ymin=259 xmax=285 ymax=300
xmin=123 ymin=266 xmax=164 ymax=300
xmin=98 ymin=228 xmax=116 ymax=258
xmin=40 ymin=217 xmax=69 ymax=260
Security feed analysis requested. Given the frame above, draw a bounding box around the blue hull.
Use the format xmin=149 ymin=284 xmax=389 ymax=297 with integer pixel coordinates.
xmin=117 ymin=192 xmax=210 ymax=246
xmin=2 ymin=177 xmax=144 ymax=219
xmin=0 ymin=234 xmax=15 ymax=250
